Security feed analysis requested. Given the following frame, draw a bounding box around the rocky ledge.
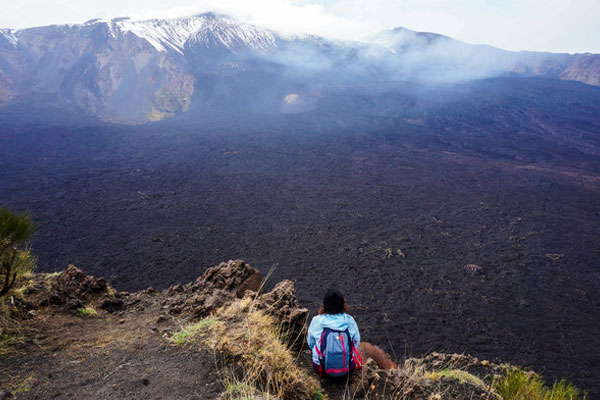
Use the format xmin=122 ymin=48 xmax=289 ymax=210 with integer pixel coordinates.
xmin=0 ymin=261 xmax=558 ymax=399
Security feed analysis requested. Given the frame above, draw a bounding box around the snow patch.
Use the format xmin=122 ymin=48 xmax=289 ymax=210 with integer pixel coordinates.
xmin=116 ymin=16 xmax=206 ymax=54
xmin=0 ymin=29 xmax=18 ymax=47
xmin=188 ymin=17 xmax=277 ymax=53
xmin=113 ymin=14 xmax=278 ymax=55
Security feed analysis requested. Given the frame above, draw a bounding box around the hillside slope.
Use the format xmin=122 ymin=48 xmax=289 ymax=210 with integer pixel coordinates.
xmin=0 ymin=261 xmax=588 ymax=399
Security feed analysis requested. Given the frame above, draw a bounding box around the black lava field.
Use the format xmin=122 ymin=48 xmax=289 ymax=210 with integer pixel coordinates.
xmin=1 ymin=77 xmax=600 ymax=395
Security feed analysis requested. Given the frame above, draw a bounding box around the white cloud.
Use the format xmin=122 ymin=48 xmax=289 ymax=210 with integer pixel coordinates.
xmin=0 ymin=0 xmax=598 ymax=53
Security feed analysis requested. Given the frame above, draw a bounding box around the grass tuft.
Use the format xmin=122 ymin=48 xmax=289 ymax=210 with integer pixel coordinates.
xmin=76 ymin=306 xmax=98 ymax=317
xmin=494 ymin=367 xmax=587 ymax=400
xmin=424 ymin=368 xmax=487 ymax=389
xmin=0 ymin=330 xmax=25 ymax=355
xmin=170 ymin=318 xmax=216 ymax=346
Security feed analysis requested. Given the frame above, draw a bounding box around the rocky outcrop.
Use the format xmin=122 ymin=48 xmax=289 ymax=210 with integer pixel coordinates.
xmin=47 ymin=264 xmax=122 ymax=311
xmin=165 ymin=259 xmax=262 ymax=318
xmin=253 ymin=279 xmax=309 ymax=346
xmin=159 ymin=259 xmax=309 ymax=341
xmin=561 ymin=54 xmax=600 ymax=86
xmin=13 ymin=265 xmax=124 ymax=314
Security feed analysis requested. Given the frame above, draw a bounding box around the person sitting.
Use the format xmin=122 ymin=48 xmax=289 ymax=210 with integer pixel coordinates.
xmin=307 ymin=288 xmax=397 ymax=378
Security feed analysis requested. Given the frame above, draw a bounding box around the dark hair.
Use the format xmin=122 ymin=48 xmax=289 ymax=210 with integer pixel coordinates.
xmin=318 ymin=288 xmax=349 ymax=315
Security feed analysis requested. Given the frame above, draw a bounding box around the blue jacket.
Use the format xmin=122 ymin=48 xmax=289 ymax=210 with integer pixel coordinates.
xmin=307 ymin=313 xmax=360 ymax=365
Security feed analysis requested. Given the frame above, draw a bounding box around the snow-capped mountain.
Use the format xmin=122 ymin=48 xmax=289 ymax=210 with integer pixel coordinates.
xmin=0 ymin=13 xmax=294 ymax=123
xmin=0 ymin=12 xmax=598 ymax=124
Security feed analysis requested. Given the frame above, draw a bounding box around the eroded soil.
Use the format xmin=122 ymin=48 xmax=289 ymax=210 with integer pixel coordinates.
xmin=1 ymin=296 xmax=222 ymax=399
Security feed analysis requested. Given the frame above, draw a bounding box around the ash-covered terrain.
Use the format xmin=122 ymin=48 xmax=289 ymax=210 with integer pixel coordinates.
xmin=1 ymin=12 xmax=600 ymax=397
xmin=2 ymin=77 xmax=600 ymax=395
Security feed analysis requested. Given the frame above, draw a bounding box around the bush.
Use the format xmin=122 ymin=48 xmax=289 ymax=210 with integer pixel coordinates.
xmin=0 ymin=206 xmax=37 ymax=296
xmin=494 ymin=367 xmax=587 ymax=400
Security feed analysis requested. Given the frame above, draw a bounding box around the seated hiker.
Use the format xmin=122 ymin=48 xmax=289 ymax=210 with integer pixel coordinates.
xmin=307 ymin=288 xmax=397 ymax=378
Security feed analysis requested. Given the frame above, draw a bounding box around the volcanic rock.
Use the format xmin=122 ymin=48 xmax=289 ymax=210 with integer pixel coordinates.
xmin=166 ymin=260 xmax=262 ymax=318
xmin=254 ymin=280 xmax=309 ymax=345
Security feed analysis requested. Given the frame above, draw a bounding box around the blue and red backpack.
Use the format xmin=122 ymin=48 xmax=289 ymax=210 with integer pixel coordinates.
xmin=315 ymin=327 xmax=363 ymax=377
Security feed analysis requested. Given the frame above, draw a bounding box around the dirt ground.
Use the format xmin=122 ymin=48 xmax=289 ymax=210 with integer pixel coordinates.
xmin=1 ymin=298 xmax=222 ymax=399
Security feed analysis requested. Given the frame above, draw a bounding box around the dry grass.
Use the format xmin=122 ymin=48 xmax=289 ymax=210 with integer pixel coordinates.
xmin=0 ymin=276 xmax=33 ymax=355
xmin=347 ymin=357 xmax=505 ymax=400
xmin=173 ymin=297 xmax=323 ymax=400
xmin=207 ymin=298 xmax=322 ymax=400
xmin=424 ymin=368 xmax=487 ymax=389
xmin=345 ymin=356 xmax=429 ymax=400
xmin=0 ymin=317 xmax=25 ymax=355
xmin=385 ymin=358 xmax=430 ymax=400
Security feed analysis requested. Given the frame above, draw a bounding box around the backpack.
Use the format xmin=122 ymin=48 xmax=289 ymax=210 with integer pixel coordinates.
xmin=315 ymin=327 xmax=362 ymax=377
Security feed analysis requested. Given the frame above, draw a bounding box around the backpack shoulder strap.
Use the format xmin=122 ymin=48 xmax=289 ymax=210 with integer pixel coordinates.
xmin=316 ymin=327 xmax=330 ymax=362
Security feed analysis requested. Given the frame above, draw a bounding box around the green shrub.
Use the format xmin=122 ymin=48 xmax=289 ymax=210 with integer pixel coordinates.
xmin=494 ymin=367 xmax=587 ymax=400
xmin=76 ymin=306 xmax=98 ymax=317
xmin=0 ymin=206 xmax=37 ymax=296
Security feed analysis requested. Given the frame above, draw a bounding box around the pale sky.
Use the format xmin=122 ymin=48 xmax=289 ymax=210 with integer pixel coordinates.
xmin=1 ymin=0 xmax=598 ymax=54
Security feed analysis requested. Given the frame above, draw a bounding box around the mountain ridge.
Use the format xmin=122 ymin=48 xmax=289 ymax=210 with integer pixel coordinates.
xmin=0 ymin=12 xmax=599 ymax=123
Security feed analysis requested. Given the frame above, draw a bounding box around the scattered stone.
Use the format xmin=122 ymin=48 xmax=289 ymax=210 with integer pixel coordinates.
xmin=145 ymin=287 xmax=158 ymax=295
xmin=0 ymin=389 xmax=12 ymax=400
xmin=100 ymin=298 xmax=124 ymax=313
xmin=546 ymin=253 xmax=564 ymax=261
xmin=464 ymin=264 xmax=483 ymax=274
xmin=66 ymin=299 xmax=83 ymax=311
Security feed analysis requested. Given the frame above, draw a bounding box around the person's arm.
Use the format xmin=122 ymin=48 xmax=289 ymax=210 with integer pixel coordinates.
xmin=347 ymin=315 xmax=361 ymax=347
xmin=307 ymin=316 xmax=319 ymax=349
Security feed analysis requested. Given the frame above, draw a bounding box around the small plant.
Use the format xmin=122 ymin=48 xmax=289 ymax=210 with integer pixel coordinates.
xmin=170 ymin=318 xmax=215 ymax=346
xmin=424 ymin=368 xmax=487 ymax=389
xmin=76 ymin=306 xmax=98 ymax=317
xmin=224 ymin=380 xmax=260 ymax=399
xmin=494 ymin=367 xmax=587 ymax=400
xmin=0 ymin=330 xmax=25 ymax=355
xmin=312 ymin=388 xmax=326 ymax=400
xmin=0 ymin=206 xmax=37 ymax=296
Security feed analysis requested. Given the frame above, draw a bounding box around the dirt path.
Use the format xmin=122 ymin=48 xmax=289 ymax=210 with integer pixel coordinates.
xmin=1 ymin=297 xmax=222 ymax=399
